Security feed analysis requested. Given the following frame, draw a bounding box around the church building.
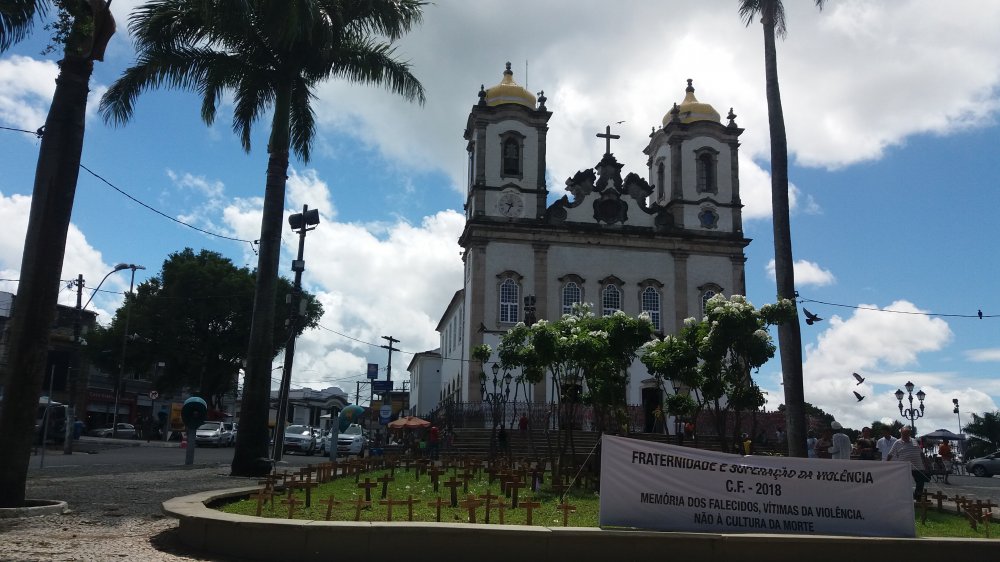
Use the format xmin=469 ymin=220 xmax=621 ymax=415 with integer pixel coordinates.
xmin=409 ymin=64 xmax=749 ymax=425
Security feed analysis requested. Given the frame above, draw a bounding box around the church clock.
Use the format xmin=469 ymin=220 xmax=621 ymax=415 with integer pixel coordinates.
xmin=497 ymin=191 xmax=524 ymax=217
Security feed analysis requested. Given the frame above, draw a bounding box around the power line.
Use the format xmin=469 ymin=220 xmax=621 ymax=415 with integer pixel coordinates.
xmin=798 ymin=297 xmax=994 ymax=319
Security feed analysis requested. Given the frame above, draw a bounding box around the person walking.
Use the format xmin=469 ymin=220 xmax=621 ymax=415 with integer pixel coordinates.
xmin=886 ymin=427 xmax=931 ymax=500
xmin=876 ymin=427 xmax=897 ymax=461
xmin=828 ymin=422 xmax=853 ymax=460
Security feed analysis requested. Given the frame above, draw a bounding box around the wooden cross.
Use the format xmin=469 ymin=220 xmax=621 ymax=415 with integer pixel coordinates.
xmin=352 ymin=496 xmax=370 ymax=521
xmin=249 ymin=489 xmax=273 ymax=516
xmin=486 ymin=465 xmax=499 ymax=485
xmin=281 ymin=495 xmax=302 ymax=519
xmin=557 ymin=501 xmax=577 ymax=527
xmin=506 ymin=478 xmax=526 ymax=508
xmin=520 ymin=498 xmax=541 ymax=525
xmin=915 ymin=497 xmax=932 ymax=523
xmin=388 ymin=459 xmax=398 ymax=478
xmin=357 ymin=478 xmax=378 ymax=502
xmin=597 ymin=125 xmax=620 ymax=156
xmin=321 ymin=495 xmax=342 ymax=521
xmin=428 ymin=466 xmax=446 ymax=492
xmin=458 ymin=469 xmax=475 ymax=493
xmin=427 ymin=496 xmax=448 ymax=522
xmin=496 ymin=500 xmax=508 ymax=525
xmin=400 ymin=495 xmax=418 ymax=521
xmin=379 ymin=497 xmax=403 ymax=521
xmin=930 ymin=490 xmax=948 ymax=512
xmin=529 ymin=466 xmax=544 ymax=491
xmin=377 ymin=474 xmax=394 ymax=499
xmin=953 ymin=495 xmax=968 ymax=514
xmin=293 ymin=474 xmax=318 ymax=508
xmin=478 ymin=491 xmax=500 ymax=524
xmin=460 ymin=494 xmax=485 ymax=524
xmin=443 ymin=477 xmax=462 ymax=507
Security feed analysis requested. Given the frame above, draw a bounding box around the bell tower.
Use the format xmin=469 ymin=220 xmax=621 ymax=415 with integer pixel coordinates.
xmin=643 ymin=80 xmax=745 ymax=234
xmin=464 ymin=63 xmax=552 ymax=221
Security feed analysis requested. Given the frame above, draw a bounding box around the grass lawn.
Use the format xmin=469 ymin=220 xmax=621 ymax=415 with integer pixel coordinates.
xmin=219 ymin=468 xmax=995 ymax=538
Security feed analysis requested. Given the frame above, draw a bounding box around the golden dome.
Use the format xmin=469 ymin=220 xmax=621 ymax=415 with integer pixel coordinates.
xmin=662 ymin=79 xmax=720 ymax=125
xmin=485 ymin=62 xmax=536 ymax=108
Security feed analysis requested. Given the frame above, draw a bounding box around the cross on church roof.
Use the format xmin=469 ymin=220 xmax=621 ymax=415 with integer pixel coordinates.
xmin=596 ymin=124 xmax=620 ymax=156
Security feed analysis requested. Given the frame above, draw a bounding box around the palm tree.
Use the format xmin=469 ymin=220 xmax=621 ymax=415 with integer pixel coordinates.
xmin=0 ymin=1 xmax=115 ymax=507
xmin=738 ymin=0 xmax=824 ymax=457
xmin=100 ymin=0 xmax=426 ymax=476
xmin=962 ymin=411 xmax=1000 ymax=460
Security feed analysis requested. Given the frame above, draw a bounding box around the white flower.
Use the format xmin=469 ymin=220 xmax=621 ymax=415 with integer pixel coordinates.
xmin=684 ymin=317 xmax=697 ymax=327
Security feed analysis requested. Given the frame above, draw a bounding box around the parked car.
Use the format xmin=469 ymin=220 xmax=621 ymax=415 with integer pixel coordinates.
xmin=283 ymin=425 xmax=316 ymax=455
xmin=337 ymin=424 xmax=368 ymax=457
xmin=316 ymin=429 xmax=331 ymax=455
xmin=226 ymin=423 xmax=238 ymax=446
xmin=966 ymin=450 xmax=1000 ymax=477
xmin=89 ymin=423 xmax=137 ymax=439
xmin=195 ymin=421 xmax=229 ymax=447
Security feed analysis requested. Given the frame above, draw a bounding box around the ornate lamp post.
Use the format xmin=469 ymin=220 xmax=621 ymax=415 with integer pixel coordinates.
xmin=953 ymin=398 xmax=961 ymax=458
xmin=672 ymin=383 xmax=682 ymax=443
xmin=112 ymin=264 xmax=145 ymax=438
xmin=894 ymin=381 xmax=925 ymax=434
xmin=482 ymin=363 xmax=513 ymax=456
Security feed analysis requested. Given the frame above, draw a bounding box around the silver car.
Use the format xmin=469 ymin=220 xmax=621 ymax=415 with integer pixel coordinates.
xmin=282 ymin=425 xmax=316 ymax=455
xmin=195 ymin=421 xmax=229 ymax=447
xmin=967 ymin=450 xmax=1000 ymax=477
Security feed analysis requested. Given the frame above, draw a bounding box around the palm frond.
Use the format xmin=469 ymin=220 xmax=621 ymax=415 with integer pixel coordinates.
xmin=0 ymin=0 xmax=48 ymax=52
xmin=288 ymin=78 xmax=316 ymax=161
xmin=318 ymin=37 xmax=425 ymax=105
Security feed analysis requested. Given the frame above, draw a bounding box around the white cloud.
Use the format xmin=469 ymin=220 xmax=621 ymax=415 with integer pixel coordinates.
xmin=0 ymin=55 xmax=58 ymax=132
xmin=965 ymin=348 xmax=1000 ymax=362
xmin=766 ymin=259 xmax=836 ymax=287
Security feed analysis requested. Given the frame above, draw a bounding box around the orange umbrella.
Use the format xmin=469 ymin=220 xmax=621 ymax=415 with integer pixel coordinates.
xmin=387 ymin=415 xmax=431 ymax=429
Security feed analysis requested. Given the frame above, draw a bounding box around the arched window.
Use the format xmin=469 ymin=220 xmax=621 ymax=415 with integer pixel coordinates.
xmin=499 ymin=278 xmax=520 ymax=324
xmin=602 ymin=284 xmax=622 ymax=316
xmin=695 ymin=147 xmax=719 ymax=193
xmin=699 ymin=283 xmax=724 ymax=317
xmin=641 ymin=286 xmax=661 ymax=331
xmin=562 ymin=282 xmax=582 ymax=316
xmin=656 ymin=161 xmax=665 ymax=201
xmin=501 ymin=134 xmax=523 ymax=177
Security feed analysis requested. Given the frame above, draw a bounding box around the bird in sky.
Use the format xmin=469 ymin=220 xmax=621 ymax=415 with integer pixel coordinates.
xmin=803 ymin=308 xmax=823 ymax=325
xmin=979 ymin=309 xmax=984 ymax=319
xmin=853 ymin=391 xmax=865 ymax=402
xmin=852 ymin=372 xmax=865 ymax=385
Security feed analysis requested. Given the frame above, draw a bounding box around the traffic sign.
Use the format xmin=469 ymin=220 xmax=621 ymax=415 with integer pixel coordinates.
xmin=379 ymin=405 xmax=392 ymax=424
xmin=149 ymin=391 xmax=159 ymax=400
xmin=367 ymin=363 xmax=378 ymax=380
xmin=372 ymin=380 xmax=391 ymax=394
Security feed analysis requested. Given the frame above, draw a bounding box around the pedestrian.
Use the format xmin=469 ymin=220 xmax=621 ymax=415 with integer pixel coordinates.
xmin=741 ymin=433 xmax=752 ymax=455
xmin=428 ymin=424 xmax=440 ymax=460
xmin=886 ymin=427 xmax=931 ymax=500
xmin=856 ymin=427 xmax=877 ymax=460
xmin=876 ymin=427 xmax=897 ymax=461
xmin=518 ymin=413 xmax=528 ymax=436
xmin=828 ymin=421 xmax=852 ymax=460
xmin=815 ymin=429 xmax=832 ymax=459
xmin=806 ymin=429 xmax=818 ymax=459
xmin=497 ymin=426 xmax=508 ymax=455
xmin=938 ymin=439 xmax=953 ymax=472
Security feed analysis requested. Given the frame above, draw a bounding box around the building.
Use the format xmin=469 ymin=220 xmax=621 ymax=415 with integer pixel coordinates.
xmin=411 ymin=64 xmax=749 ymax=427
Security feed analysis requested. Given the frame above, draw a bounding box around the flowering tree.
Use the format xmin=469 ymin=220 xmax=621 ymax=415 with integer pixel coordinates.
xmin=641 ymin=294 xmax=795 ymax=451
xmin=493 ymin=304 xmax=654 ymax=474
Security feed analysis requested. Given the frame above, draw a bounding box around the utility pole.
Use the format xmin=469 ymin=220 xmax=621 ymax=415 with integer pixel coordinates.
xmin=356 ymin=381 xmax=361 ymax=404
xmin=271 ymin=205 xmax=319 ymax=462
xmin=64 ymin=274 xmax=83 ymax=454
xmin=380 ymin=336 xmax=400 ymax=416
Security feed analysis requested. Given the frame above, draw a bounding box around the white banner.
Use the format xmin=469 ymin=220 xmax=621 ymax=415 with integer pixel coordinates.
xmin=599 ymin=434 xmax=915 ymax=537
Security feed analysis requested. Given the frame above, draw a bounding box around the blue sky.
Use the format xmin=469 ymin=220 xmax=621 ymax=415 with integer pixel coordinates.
xmin=1 ymin=1 xmax=998 ymax=433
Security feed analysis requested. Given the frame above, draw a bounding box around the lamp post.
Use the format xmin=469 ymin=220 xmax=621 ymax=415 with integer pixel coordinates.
xmin=272 ymin=205 xmax=319 ymax=462
xmin=482 ymin=362 xmax=513 ymax=457
xmin=672 ymin=383 xmax=682 ymax=443
xmin=894 ymin=381 xmax=925 ymax=434
xmin=112 ymin=264 xmax=145 ymax=438
xmin=953 ymin=398 xmax=961 ymax=458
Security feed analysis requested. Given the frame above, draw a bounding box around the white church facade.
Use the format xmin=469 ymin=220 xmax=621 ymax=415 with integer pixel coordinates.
xmin=409 ymin=64 xmax=750 ymax=427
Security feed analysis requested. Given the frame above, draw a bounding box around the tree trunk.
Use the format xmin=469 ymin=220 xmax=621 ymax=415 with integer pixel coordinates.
xmin=0 ymin=55 xmax=94 ymax=507
xmin=761 ymin=13 xmax=808 ymax=457
xmin=231 ymin=87 xmax=291 ymax=477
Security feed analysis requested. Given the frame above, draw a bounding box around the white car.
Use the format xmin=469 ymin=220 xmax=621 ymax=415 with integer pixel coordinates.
xmin=195 ymin=421 xmax=229 ymax=447
xmin=337 ymin=424 xmax=368 ymax=456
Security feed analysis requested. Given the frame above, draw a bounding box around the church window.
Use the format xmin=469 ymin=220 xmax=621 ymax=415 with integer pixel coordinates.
xmin=695 ymin=147 xmax=719 ymax=193
xmin=699 ymin=283 xmax=724 ymax=317
xmin=499 ymin=278 xmax=520 ymax=324
xmin=562 ymin=282 xmax=582 ymax=315
xmin=500 ymin=131 xmax=525 ymax=178
xmin=602 ymin=285 xmax=621 ymax=316
xmin=641 ymin=286 xmax=662 ymax=331
xmin=656 ymin=161 xmax=665 ymax=201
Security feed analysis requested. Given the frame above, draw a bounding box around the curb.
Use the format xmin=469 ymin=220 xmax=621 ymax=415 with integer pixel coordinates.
xmin=0 ymin=499 xmax=68 ymax=519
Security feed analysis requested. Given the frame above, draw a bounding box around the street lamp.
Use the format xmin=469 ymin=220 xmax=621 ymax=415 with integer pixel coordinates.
xmin=272 ymin=205 xmax=319 ymax=462
xmin=894 ymin=381 xmax=925 ymax=434
xmin=482 ymin=363 xmax=513 ymax=457
xmin=953 ymin=398 xmax=961 ymax=458
xmin=112 ymin=264 xmax=145 ymax=438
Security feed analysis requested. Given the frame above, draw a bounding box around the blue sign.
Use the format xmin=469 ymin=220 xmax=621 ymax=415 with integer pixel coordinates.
xmin=367 ymin=363 xmax=379 ymax=380
xmin=372 ymin=380 xmax=391 ymax=394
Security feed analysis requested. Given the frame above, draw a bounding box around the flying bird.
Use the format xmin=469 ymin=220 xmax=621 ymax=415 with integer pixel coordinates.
xmin=803 ymin=308 xmax=823 ymax=325
xmin=852 ymin=372 xmax=865 ymax=385
xmin=853 ymin=390 xmax=865 ymax=402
